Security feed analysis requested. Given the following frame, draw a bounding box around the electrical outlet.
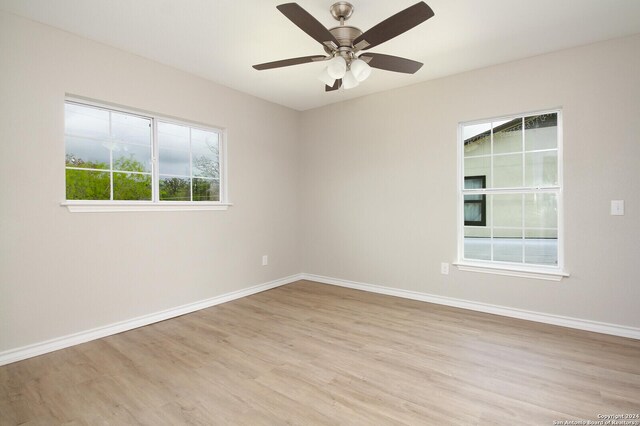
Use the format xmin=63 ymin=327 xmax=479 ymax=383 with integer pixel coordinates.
xmin=440 ymin=262 xmax=449 ymax=275
xmin=262 ymin=255 xmax=268 ymax=266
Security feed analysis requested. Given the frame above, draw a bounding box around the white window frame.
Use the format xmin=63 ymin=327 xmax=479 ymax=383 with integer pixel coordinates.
xmin=61 ymin=97 xmax=231 ymax=212
xmin=454 ymin=108 xmax=568 ymax=281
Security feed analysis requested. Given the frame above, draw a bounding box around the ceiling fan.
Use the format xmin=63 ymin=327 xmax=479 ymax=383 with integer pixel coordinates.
xmin=252 ymin=1 xmax=435 ymax=91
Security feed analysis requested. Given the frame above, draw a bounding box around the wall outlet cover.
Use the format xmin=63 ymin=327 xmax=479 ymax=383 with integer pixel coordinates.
xmin=611 ymin=200 xmax=624 ymax=216
xmin=441 ymin=262 xmax=450 ymax=275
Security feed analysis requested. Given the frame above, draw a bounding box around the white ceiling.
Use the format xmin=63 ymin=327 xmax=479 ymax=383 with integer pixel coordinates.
xmin=2 ymin=0 xmax=640 ymax=111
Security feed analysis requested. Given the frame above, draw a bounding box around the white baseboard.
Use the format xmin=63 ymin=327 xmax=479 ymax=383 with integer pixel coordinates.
xmin=0 ymin=274 xmax=303 ymax=367
xmin=3 ymin=272 xmax=638 ymax=366
xmin=301 ymin=273 xmax=640 ymax=340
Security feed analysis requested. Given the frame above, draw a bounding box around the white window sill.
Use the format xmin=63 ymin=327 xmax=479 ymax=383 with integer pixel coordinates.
xmin=61 ymin=202 xmax=233 ymax=213
xmin=453 ymin=261 xmax=569 ymax=281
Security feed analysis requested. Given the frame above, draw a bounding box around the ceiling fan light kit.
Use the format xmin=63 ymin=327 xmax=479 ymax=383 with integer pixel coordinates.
xmin=318 ymin=67 xmax=337 ymax=86
xmin=350 ymin=58 xmax=371 ymax=82
xmin=253 ymin=1 xmax=434 ymax=92
xmin=342 ymin=69 xmax=359 ymax=89
xmin=327 ymin=55 xmax=347 ymax=79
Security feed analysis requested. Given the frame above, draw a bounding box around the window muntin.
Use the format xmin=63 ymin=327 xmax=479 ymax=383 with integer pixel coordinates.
xmin=459 ymin=111 xmax=561 ymax=270
xmin=64 ymin=100 xmax=224 ymax=205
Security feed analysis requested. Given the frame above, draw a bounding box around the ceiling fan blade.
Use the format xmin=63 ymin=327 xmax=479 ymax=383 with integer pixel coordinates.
xmin=325 ymin=79 xmax=342 ymax=91
xmin=277 ymin=3 xmax=339 ymax=48
xmin=253 ymin=55 xmax=327 ymax=70
xmin=353 ymin=2 xmax=434 ymax=51
xmin=359 ymin=53 xmax=423 ymax=74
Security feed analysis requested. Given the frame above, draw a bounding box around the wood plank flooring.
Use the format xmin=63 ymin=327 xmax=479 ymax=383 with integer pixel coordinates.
xmin=1 ymin=280 xmax=639 ymax=425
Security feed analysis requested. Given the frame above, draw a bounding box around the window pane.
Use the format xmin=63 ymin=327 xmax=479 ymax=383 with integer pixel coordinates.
xmin=493 ymin=118 xmax=522 ymax=154
xmin=111 ymin=112 xmax=151 ymax=146
xmin=65 ymin=136 xmax=110 ymax=169
xmin=492 ymin=194 xmax=522 ymax=228
xmin=493 ymin=154 xmax=523 ymax=188
xmin=65 ymin=103 xmax=109 ymax=138
xmin=493 ymin=228 xmax=523 ymax=263
xmin=525 ymin=113 xmax=557 ymax=151
xmin=192 ymin=129 xmax=220 ymax=178
xmin=113 ymin=143 xmax=152 ymax=172
xmin=463 ymin=122 xmax=492 ymax=141
xmin=113 ymin=172 xmax=151 ymax=201
xmin=65 ymin=169 xmax=110 ymax=200
xmin=464 ymin=227 xmax=491 ymax=261
xmin=463 ymin=137 xmax=491 ymax=157
xmin=494 ymin=227 xmax=523 ymax=238
xmin=493 ymin=240 xmax=523 ymax=263
xmin=464 ymin=176 xmax=485 ymax=190
xmin=464 ymin=201 xmax=482 ymax=222
xmin=524 ymin=193 xmax=557 ymax=229
xmin=464 ymin=156 xmax=491 ymax=187
xmin=465 ymin=194 xmax=483 ymax=201
xmin=158 ymin=122 xmax=189 ymax=150
xmin=193 ymin=178 xmax=220 ymax=202
xmin=525 ymin=229 xmax=558 ymax=266
xmin=525 ymin=151 xmax=558 ymax=187
xmin=463 ymin=122 xmax=491 ymax=158
xmin=159 ymin=176 xmax=190 ymax=201
xmin=159 ymin=148 xmax=190 ymax=176
xmin=158 ymin=122 xmax=190 ymax=177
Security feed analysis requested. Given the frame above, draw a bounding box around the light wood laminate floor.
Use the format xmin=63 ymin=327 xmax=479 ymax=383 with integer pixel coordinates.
xmin=1 ymin=280 xmax=639 ymax=425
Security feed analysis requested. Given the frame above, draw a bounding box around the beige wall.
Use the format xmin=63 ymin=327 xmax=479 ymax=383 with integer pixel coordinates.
xmin=299 ymin=34 xmax=640 ymax=328
xmin=0 ymin=12 xmax=301 ymax=352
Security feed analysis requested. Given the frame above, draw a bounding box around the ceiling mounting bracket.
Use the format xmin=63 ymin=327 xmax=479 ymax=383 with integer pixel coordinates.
xmin=330 ymin=2 xmax=354 ymax=25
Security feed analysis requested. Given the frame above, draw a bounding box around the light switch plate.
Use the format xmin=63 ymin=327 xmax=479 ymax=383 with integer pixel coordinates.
xmin=611 ymin=200 xmax=624 ymax=216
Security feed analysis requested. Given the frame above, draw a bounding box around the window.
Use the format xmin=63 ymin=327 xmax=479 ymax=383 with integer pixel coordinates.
xmin=63 ymin=99 xmax=227 ymax=211
xmin=458 ymin=110 xmax=564 ymax=279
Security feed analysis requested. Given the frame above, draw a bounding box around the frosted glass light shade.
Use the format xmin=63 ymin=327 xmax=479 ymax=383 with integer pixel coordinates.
xmin=327 ymin=56 xmax=347 ymax=79
xmin=318 ymin=67 xmax=336 ymax=86
xmin=350 ymin=58 xmax=372 ymax=82
xmin=342 ymin=70 xmax=359 ymax=89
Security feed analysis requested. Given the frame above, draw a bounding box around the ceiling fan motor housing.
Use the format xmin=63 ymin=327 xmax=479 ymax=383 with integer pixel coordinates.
xmin=324 ymin=26 xmax=362 ymax=54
